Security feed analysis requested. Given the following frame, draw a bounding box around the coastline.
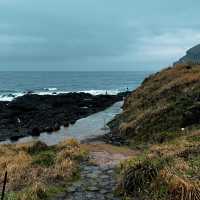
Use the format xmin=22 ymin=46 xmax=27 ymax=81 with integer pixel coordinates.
xmin=1 ymin=65 xmax=200 ymax=200
xmin=0 ymin=91 xmax=130 ymax=142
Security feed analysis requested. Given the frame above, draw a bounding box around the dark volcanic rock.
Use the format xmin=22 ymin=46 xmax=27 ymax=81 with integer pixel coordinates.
xmin=31 ymin=127 xmax=40 ymax=136
xmin=0 ymin=92 xmax=129 ymax=141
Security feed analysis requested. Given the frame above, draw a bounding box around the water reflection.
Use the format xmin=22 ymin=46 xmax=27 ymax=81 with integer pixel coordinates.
xmin=1 ymin=101 xmax=123 ymax=146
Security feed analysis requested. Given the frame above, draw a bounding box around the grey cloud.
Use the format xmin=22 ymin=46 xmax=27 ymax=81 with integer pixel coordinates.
xmin=0 ymin=0 xmax=200 ymax=70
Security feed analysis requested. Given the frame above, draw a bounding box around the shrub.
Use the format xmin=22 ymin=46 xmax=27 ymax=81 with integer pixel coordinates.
xmin=32 ymin=150 xmax=56 ymax=167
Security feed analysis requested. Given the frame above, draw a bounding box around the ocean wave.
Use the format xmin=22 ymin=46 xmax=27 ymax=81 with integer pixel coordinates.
xmin=33 ymin=90 xmax=120 ymax=96
xmin=79 ymin=90 xmax=120 ymax=95
xmin=0 ymin=89 xmax=121 ymax=101
xmin=44 ymin=88 xmax=58 ymax=91
xmin=0 ymin=93 xmax=25 ymax=101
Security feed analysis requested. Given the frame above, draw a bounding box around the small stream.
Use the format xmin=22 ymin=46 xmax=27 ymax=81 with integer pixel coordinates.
xmin=1 ymin=101 xmax=123 ymax=146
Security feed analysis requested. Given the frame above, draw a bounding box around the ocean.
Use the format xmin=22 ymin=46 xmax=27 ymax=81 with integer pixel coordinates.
xmin=0 ymin=71 xmax=153 ymax=144
xmin=0 ymin=71 xmax=153 ymax=101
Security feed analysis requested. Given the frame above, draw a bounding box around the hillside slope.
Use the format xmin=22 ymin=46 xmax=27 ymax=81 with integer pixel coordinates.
xmin=110 ymin=63 xmax=200 ymax=142
xmin=112 ymin=63 xmax=200 ymax=200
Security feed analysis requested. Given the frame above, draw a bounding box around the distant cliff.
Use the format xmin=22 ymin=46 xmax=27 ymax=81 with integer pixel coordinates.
xmin=109 ymin=63 xmax=200 ymax=142
xmin=175 ymin=44 xmax=200 ymax=65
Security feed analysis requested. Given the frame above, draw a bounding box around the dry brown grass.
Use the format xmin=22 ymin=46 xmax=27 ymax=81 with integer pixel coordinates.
xmin=160 ymin=169 xmax=200 ymax=200
xmin=15 ymin=182 xmax=47 ymax=200
xmin=149 ymin=131 xmax=200 ymax=157
xmin=110 ymin=63 xmax=200 ymax=140
xmin=0 ymin=145 xmax=33 ymax=190
xmin=113 ymin=64 xmax=200 ymax=199
xmin=118 ymin=129 xmax=200 ymax=200
xmin=0 ymin=139 xmax=87 ymax=199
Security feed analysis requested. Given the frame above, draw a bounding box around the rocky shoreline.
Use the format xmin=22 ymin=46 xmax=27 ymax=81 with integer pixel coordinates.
xmin=0 ymin=92 xmax=130 ymax=142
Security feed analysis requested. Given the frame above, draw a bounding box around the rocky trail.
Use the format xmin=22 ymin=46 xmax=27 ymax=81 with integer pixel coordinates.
xmin=53 ymin=143 xmax=138 ymax=200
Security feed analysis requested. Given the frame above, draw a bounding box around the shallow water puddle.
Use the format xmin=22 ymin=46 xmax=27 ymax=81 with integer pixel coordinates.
xmin=1 ymin=101 xmax=123 ymax=146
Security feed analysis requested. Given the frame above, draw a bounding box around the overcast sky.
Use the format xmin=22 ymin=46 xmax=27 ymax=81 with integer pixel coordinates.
xmin=0 ymin=0 xmax=200 ymax=71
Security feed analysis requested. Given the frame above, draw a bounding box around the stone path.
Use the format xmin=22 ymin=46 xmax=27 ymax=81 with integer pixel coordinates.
xmin=65 ymin=163 xmax=120 ymax=200
xmin=54 ymin=143 xmax=138 ymax=200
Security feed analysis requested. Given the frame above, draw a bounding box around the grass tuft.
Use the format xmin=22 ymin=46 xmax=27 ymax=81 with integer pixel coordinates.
xmin=117 ymin=129 xmax=200 ymax=200
xmin=0 ymin=139 xmax=87 ymax=200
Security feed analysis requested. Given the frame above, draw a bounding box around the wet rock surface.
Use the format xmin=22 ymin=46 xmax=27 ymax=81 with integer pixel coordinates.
xmin=53 ymin=143 xmax=137 ymax=200
xmin=0 ymin=92 xmax=130 ymax=141
xmin=82 ymin=133 xmax=129 ymax=146
xmin=63 ymin=164 xmax=121 ymax=200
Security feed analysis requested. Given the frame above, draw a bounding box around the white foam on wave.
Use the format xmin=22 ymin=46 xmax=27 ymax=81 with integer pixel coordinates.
xmin=44 ymin=88 xmax=58 ymax=91
xmin=79 ymin=89 xmax=120 ymax=95
xmin=33 ymin=91 xmax=63 ymax=96
xmin=34 ymin=90 xmax=120 ymax=96
xmin=0 ymin=93 xmax=25 ymax=101
xmin=0 ymin=89 xmax=121 ymax=101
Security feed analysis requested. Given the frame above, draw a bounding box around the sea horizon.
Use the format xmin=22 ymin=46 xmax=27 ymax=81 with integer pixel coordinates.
xmin=0 ymin=71 xmax=153 ymax=101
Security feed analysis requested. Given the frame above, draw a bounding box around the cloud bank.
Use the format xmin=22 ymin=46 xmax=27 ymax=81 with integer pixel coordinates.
xmin=0 ymin=0 xmax=199 ymax=71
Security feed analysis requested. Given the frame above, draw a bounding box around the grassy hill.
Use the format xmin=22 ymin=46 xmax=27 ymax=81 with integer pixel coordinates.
xmin=110 ymin=63 xmax=200 ymax=143
xmin=117 ymin=129 xmax=200 ymax=200
xmin=111 ymin=63 xmax=200 ymax=200
xmin=1 ymin=63 xmax=200 ymax=200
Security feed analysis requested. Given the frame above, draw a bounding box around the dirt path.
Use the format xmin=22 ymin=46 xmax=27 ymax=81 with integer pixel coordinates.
xmin=54 ymin=143 xmax=139 ymax=200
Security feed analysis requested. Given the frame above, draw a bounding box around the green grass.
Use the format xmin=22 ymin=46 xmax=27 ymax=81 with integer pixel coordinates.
xmin=4 ymin=192 xmax=18 ymax=200
xmin=0 ymin=139 xmax=87 ymax=200
xmin=186 ymin=154 xmax=200 ymax=178
xmin=4 ymin=184 xmax=67 ymax=200
xmin=119 ymin=155 xmax=174 ymax=194
xmin=109 ymin=64 xmax=200 ymax=142
xmin=188 ymin=135 xmax=200 ymax=142
xmin=32 ymin=149 xmax=56 ymax=167
xmin=46 ymin=185 xmax=66 ymax=198
xmin=117 ymin=129 xmax=200 ymax=200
